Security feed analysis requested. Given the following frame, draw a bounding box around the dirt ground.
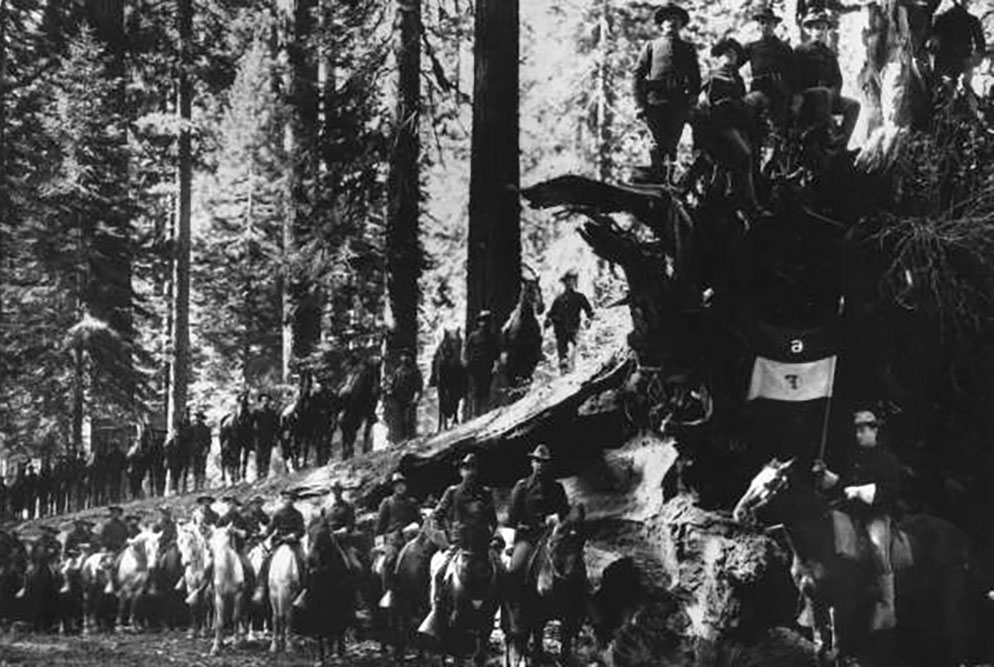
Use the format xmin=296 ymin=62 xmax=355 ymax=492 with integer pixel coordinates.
xmin=0 ymin=624 xmax=602 ymax=667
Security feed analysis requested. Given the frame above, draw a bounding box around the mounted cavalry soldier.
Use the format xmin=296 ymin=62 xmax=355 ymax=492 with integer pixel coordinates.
xmin=633 ymin=3 xmax=701 ymax=182
xmin=326 ymin=481 xmax=362 ymax=571
xmin=244 ymin=496 xmax=270 ymax=539
xmin=152 ymin=505 xmax=177 ymax=557
xmin=419 ymin=453 xmax=498 ymax=639
xmin=506 ymin=445 xmax=569 ymax=603
xmin=813 ymin=408 xmax=901 ymax=629
xmin=192 ymin=494 xmax=219 ymax=535
xmin=100 ymin=505 xmax=130 ymax=594
xmin=63 ymin=518 xmax=94 ymax=560
xmin=253 ymin=489 xmax=306 ymax=606
xmin=375 ymin=472 xmax=422 ymax=608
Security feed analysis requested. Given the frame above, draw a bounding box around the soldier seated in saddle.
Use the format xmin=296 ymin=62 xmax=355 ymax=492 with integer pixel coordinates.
xmin=243 ymin=495 xmax=270 ymax=541
xmin=505 ymin=445 xmax=568 ymax=606
xmin=252 ymin=489 xmax=306 ymax=606
xmin=813 ymin=408 xmax=901 ymax=630
xmin=98 ymin=505 xmax=130 ymax=593
xmin=63 ymin=518 xmax=94 ymax=561
xmin=703 ymin=37 xmax=767 ymax=218
xmin=192 ymin=494 xmax=219 ymax=535
xmin=794 ymin=10 xmax=861 ymax=148
xmin=744 ymin=5 xmax=797 ymax=136
xmin=374 ymin=472 xmax=422 ymax=608
xmin=326 ymin=481 xmax=362 ymax=571
xmin=419 ymin=453 xmax=498 ymax=639
xmin=151 ymin=505 xmax=177 ymax=560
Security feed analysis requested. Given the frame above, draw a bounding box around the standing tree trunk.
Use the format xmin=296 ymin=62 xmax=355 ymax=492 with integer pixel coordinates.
xmin=466 ymin=0 xmax=521 ymax=332
xmin=385 ymin=0 xmax=422 ymax=442
xmin=168 ymin=0 xmax=192 ymax=438
xmin=594 ymin=0 xmax=614 ymax=182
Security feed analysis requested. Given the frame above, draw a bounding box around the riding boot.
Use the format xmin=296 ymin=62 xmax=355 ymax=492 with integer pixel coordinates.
xmin=871 ymin=574 xmax=897 ymax=630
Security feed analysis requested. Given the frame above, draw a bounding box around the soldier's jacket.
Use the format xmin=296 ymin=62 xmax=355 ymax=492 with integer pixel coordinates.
xmin=931 ymin=4 xmax=985 ymax=78
xmin=100 ymin=518 xmax=130 ymax=552
xmin=434 ymin=480 xmax=497 ymax=551
xmin=633 ymin=35 xmax=702 ymax=108
xmin=63 ymin=528 xmax=92 ymax=557
xmin=464 ymin=327 xmax=500 ymax=376
xmin=508 ymin=473 xmax=569 ymax=540
xmin=389 ymin=363 xmax=423 ymax=405
xmin=327 ymin=499 xmax=356 ymax=534
xmin=745 ymin=35 xmax=797 ymax=95
xmin=706 ymin=63 xmax=750 ymax=129
xmin=194 ymin=505 xmax=220 ymax=530
xmin=546 ymin=290 xmax=594 ymax=337
xmin=216 ymin=511 xmax=250 ymax=551
xmin=839 ymin=447 xmax=901 ymax=516
xmin=152 ymin=518 xmax=177 ymax=550
xmin=244 ymin=507 xmax=269 ymax=538
xmin=794 ymin=41 xmax=842 ymax=92
xmin=264 ymin=504 xmax=305 ymax=542
xmin=253 ymin=407 xmax=280 ymax=446
xmin=376 ymin=493 xmax=421 ymax=537
xmin=191 ymin=422 xmax=211 ymax=458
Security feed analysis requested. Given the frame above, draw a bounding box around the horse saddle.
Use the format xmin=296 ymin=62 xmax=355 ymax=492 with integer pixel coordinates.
xmin=830 ymin=511 xmax=913 ymax=570
xmin=445 ymin=549 xmax=499 ymax=611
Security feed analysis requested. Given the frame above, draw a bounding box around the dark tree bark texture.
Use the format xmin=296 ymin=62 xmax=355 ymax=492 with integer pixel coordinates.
xmin=465 ymin=0 xmax=521 ymax=333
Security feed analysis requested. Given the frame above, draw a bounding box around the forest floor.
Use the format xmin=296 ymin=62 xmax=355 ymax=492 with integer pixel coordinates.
xmin=0 ymin=623 xmax=601 ymax=666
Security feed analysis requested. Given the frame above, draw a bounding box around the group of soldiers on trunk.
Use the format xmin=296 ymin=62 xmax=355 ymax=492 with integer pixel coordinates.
xmin=634 ymin=0 xmax=988 ymax=217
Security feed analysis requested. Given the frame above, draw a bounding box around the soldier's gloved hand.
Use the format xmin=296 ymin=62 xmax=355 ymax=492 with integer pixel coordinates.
xmin=811 ymin=459 xmax=827 ymax=476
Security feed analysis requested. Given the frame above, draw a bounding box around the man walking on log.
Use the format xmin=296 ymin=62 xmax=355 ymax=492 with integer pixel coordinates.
xmin=545 ymin=270 xmax=594 ymax=375
xmin=633 ymin=3 xmax=701 ymax=183
xmin=813 ymin=408 xmax=901 ymax=630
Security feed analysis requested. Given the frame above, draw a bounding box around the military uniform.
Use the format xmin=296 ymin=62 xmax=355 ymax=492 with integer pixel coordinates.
xmin=100 ymin=516 xmax=130 ymax=552
xmin=634 ymin=34 xmax=701 ymax=168
xmin=464 ymin=317 xmax=500 ymax=418
xmin=327 ymin=498 xmax=356 ymax=534
xmin=931 ymin=3 xmax=986 ymax=81
xmin=253 ymin=497 xmax=306 ymax=603
xmin=216 ymin=509 xmax=251 ymax=552
xmin=191 ymin=417 xmax=211 ymax=490
xmin=545 ymin=285 xmax=594 ymax=374
xmin=434 ymin=479 xmax=497 ymax=552
xmin=744 ymin=34 xmax=796 ymax=130
xmin=193 ymin=500 xmax=219 ymax=535
xmin=63 ymin=524 xmax=93 ymax=558
xmin=794 ymin=36 xmax=860 ymax=145
xmin=253 ymin=402 xmax=279 ymax=480
xmin=388 ymin=357 xmax=423 ymax=441
xmin=244 ymin=505 xmax=270 ymax=540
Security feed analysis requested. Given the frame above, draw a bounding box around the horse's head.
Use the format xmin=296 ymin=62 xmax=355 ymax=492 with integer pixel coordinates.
xmin=546 ymin=504 xmax=588 ymax=583
xmin=440 ymin=328 xmax=462 ymax=361
xmin=130 ymin=528 xmax=163 ymax=570
xmin=732 ymin=458 xmax=796 ymax=526
xmin=177 ymin=523 xmax=205 ymax=569
xmin=207 ymin=524 xmax=236 ymax=557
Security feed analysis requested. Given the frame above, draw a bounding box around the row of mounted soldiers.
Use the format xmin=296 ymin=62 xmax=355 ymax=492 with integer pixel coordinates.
xmin=634 ymin=1 xmax=988 ymax=215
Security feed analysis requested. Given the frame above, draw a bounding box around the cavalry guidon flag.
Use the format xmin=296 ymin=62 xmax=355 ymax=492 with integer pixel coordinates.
xmin=745 ymin=319 xmax=840 ymax=402
xmin=747 ymin=355 xmax=837 ymax=401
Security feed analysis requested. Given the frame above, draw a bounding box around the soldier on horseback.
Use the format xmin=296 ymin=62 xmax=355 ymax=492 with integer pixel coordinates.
xmin=375 ymin=472 xmax=422 ymax=608
xmin=813 ymin=408 xmax=901 ymax=630
xmin=63 ymin=519 xmax=94 ymax=560
xmin=326 ymin=481 xmax=361 ymax=571
xmin=506 ymin=445 xmax=569 ymax=607
xmin=244 ymin=496 xmax=270 ymax=539
xmin=419 ymin=453 xmax=498 ymax=639
xmin=193 ymin=495 xmax=219 ymax=535
xmin=253 ymin=489 xmax=306 ymax=606
xmin=152 ymin=505 xmax=177 ymax=557
xmin=99 ymin=506 xmax=129 ymax=594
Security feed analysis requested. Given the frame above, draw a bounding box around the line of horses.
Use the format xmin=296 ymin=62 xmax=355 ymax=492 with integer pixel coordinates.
xmin=0 ymin=503 xmax=590 ymax=667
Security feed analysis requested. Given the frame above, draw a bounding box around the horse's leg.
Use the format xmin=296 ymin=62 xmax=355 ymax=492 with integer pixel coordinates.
xmin=233 ymin=592 xmax=244 ymax=647
xmin=210 ymin=593 xmax=223 ymax=655
xmin=269 ymin=605 xmax=280 ymax=653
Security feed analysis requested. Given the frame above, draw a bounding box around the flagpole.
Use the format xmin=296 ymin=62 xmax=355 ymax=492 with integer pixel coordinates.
xmin=817 ymin=297 xmax=846 ymax=462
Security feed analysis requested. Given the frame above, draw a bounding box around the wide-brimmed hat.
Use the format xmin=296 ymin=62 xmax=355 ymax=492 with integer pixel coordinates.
xmin=279 ymin=488 xmax=298 ymax=499
xmin=221 ymin=495 xmax=241 ymax=506
xmin=654 ymin=3 xmax=690 ymax=27
xmin=331 ymin=480 xmax=344 ymax=492
xmin=528 ymin=444 xmax=553 ymax=462
xmin=125 ymin=514 xmax=141 ymax=523
xmin=560 ymin=269 xmax=579 ymax=283
xmin=751 ymin=5 xmax=782 ymax=23
xmin=108 ymin=505 xmax=124 ymax=514
xmin=802 ymin=9 xmax=836 ymax=27
xmin=853 ymin=410 xmax=880 ymax=427
xmin=248 ymin=495 xmax=265 ymax=505
xmin=459 ymin=453 xmax=479 ymax=470
xmin=390 ymin=471 xmax=407 ymax=484
xmin=196 ymin=495 xmax=215 ymax=504
xmin=712 ymin=37 xmax=746 ymax=62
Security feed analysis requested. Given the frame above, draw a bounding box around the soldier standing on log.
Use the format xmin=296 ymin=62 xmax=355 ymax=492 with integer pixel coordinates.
xmin=633 ymin=3 xmax=701 ymax=183
xmin=929 ymin=0 xmax=986 ymax=88
xmin=386 ymin=350 xmax=423 ymax=442
xmin=813 ymin=408 xmax=901 ymax=630
xmin=464 ymin=311 xmax=500 ymax=419
xmin=545 ymin=270 xmax=594 ymax=375
xmin=191 ymin=410 xmax=211 ymax=491
xmin=744 ymin=5 xmax=797 ymax=135
xmin=253 ymin=394 xmax=279 ymax=480
xmin=794 ymin=9 xmax=861 ymax=148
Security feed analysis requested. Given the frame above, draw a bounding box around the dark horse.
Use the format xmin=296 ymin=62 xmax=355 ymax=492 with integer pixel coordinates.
xmin=733 ymin=458 xmax=992 ymax=667
xmin=338 ymin=357 xmax=381 ymax=460
xmin=303 ymin=516 xmax=355 ymax=663
xmin=219 ymin=392 xmax=252 ymax=484
xmin=284 ymin=378 xmax=341 ymax=469
xmin=496 ymin=267 xmax=545 ymax=405
xmin=434 ymin=543 xmax=502 ymax=666
xmin=503 ymin=504 xmax=588 ymax=667
xmin=429 ymin=328 xmax=467 ymax=432
xmin=387 ymin=517 xmax=448 ymax=661
xmin=163 ymin=428 xmax=191 ymax=495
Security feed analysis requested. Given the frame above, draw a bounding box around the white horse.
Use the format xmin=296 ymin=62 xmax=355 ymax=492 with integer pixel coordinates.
xmin=206 ymin=525 xmax=248 ymax=655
